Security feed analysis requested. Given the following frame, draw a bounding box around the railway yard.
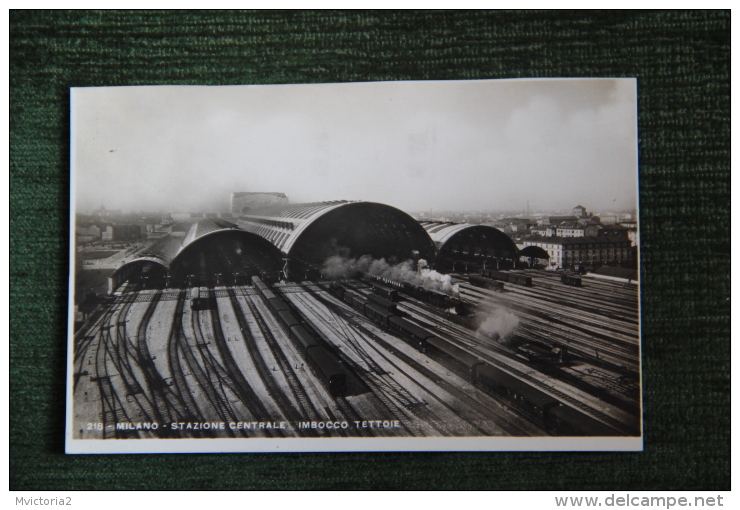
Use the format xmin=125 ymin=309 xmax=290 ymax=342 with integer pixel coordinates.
xmin=72 ymin=241 xmax=641 ymax=440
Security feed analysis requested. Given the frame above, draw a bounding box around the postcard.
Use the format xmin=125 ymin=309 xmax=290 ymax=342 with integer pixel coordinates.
xmin=67 ymin=79 xmax=641 ymax=453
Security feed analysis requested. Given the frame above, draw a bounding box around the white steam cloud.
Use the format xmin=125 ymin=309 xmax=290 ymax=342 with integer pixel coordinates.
xmin=321 ymin=254 xmax=458 ymax=295
xmin=476 ymin=307 xmax=520 ymax=343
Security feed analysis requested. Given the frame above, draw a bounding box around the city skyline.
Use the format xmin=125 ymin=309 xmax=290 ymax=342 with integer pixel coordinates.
xmin=71 ymin=79 xmax=638 ymax=215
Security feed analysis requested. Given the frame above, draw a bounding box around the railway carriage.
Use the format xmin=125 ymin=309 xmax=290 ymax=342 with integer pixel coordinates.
xmin=305 ymin=345 xmax=347 ymax=397
xmin=261 ymin=289 xmax=277 ymax=301
xmin=363 ymin=302 xmax=394 ymax=328
xmin=516 ymin=343 xmax=562 ymax=364
xmin=253 ymin=276 xmax=350 ymax=398
xmin=267 ymin=297 xmax=289 ymax=314
xmin=426 ymin=337 xmax=481 ymax=377
xmin=481 ymin=269 xmax=532 ymax=287
xmin=351 ymin=295 xmax=368 ymax=312
xmin=367 ymin=293 xmax=397 ymax=313
xmin=546 ymin=402 xmax=621 ymax=436
xmin=190 ymin=287 xmax=201 ymax=310
xmin=289 ymin=324 xmax=318 ymax=353
xmin=473 ymin=363 xmax=555 ymax=420
xmin=387 ymin=316 xmax=437 ymax=351
xmin=276 ymin=309 xmax=300 ymax=330
xmin=251 ymin=275 xmax=269 ymax=292
xmin=468 ymin=275 xmax=505 ymax=291
xmin=370 ymin=281 xmax=399 ymax=302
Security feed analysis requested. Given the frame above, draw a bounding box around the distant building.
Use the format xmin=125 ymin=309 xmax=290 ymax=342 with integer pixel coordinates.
xmin=599 ymin=214 xmax=620 ymax=224
xmin=77 ymin=224 xmax=101 ymax=238
xmin=555 ymin=223 xmax=599 ymax=238
xmin=627 ymin=227 xmax=639 ymax=247
xmin=621 ymin=220 xmax=638 ymax=229
xmin=101 ymin=224 xmax=141 ymax=242
xmin=231 ymin=192 xmax=288 ymax=215
xmin=599 ymin=224 xmax=630 ymax=238
xmin=572 ymin=205 xmax=588 ymax=217
xmin=530 ymin=226 xmax=555 ymax=237
xmin=522 ymin=235 xmax=633 ymax=269
xmin=538 ymin=215 xmax=578 ymax=226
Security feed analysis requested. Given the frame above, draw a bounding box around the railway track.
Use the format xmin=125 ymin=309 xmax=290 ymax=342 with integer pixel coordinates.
xmin=294 ymin=283 xmax=542 ymax=436
xmin=397 ymin=293 xmax=640 ymax=413
xmin=242 ymin=294 xmax=325 ymax=420
xmin=286 ymin=290 xmax=421 ymax=436
xmin=462 ymin=285 xmax=639 ymax=374
xmin=228 ymin=289 xmax=321 ymax=437
xmin=336 ymin=280 xmax=639 ymax=435
xmin=94 ymin=293 xmax=139 ymax=438
xmin=466 ymin=284 xmax=639 ymax=349
xmin=188 ymin=300 xmax=246 ymax=433
xmin=205 ymin=286 xmax=281 ymax=436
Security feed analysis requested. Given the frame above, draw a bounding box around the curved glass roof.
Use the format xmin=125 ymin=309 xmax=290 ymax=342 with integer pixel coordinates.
xmin=420 ymin=221 xmax=518 ymax=258
xmin=237 ymin=201 xmax=436 ymax=262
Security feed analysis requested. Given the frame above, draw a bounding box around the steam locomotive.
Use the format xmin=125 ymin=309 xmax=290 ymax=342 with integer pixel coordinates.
xmin=366 ymin=276 xmax=468 ymax=314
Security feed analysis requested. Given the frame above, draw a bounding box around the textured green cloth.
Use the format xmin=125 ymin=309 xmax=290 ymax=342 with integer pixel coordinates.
xmin=10 ymin=10 xmax=730 ymax=490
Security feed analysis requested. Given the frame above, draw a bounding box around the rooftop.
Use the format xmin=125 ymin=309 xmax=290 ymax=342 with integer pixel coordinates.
xmin=524 ymin=235 xmax=632 ymax=245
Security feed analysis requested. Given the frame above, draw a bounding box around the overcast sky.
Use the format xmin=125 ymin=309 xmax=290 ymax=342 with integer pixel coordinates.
xmin=71 ymin=79 xmax=638 ymax=215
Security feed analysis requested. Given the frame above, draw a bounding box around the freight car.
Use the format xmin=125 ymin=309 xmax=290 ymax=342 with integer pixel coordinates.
xmin=561 ymin=274 xmax=583 ymax=287
xmin=480 ymin=269 xmax=533 ymax=287
xmin=468 ymin=275 xmax=505 ymax=291
xmin=516 ymin=342 xmax=568 ymax=364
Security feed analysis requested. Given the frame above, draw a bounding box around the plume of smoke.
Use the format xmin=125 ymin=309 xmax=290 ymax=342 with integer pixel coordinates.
xmin=476 ymin=306 xmax=519 ymax=343
xmin=321 ymin=253 xmax=459 ymax=295
xmin=321 ymin=254 xmax=374 ymax=279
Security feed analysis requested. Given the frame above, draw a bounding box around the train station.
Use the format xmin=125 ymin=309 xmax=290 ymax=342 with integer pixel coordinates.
xmin=73 ymin=199 xmax=642 ymax=441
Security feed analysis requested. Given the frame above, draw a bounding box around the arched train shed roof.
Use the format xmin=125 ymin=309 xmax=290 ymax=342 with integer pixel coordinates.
xmin=110 ymin=235 xmax=183 ymax=280
xmin=518 ymin=245 xmax=551 ymax=259
xmin=112 ymin=218 xmax=282 ymax=279
xmin=235 ymin=201 xmax=350 ymax=254
xmin=420 ymin=221 xmax=518 ymax=259
xmin=236 ymin=201 xmax=436 ymax=262
xmin=179 ymin=217 xmax=239 ymax=250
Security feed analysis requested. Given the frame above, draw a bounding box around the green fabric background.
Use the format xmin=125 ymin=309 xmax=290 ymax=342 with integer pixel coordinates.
xmin=10 ymin=10 xmax=730 ymax=490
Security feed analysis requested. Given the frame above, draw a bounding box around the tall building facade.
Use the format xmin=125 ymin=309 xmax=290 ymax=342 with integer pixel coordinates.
xmin=522 ymin=235 xmax=633 ymax=269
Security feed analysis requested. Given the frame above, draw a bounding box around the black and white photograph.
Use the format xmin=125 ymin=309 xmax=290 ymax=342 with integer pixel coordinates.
xmin=66 ymin=78 xmax=642 ymax=453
